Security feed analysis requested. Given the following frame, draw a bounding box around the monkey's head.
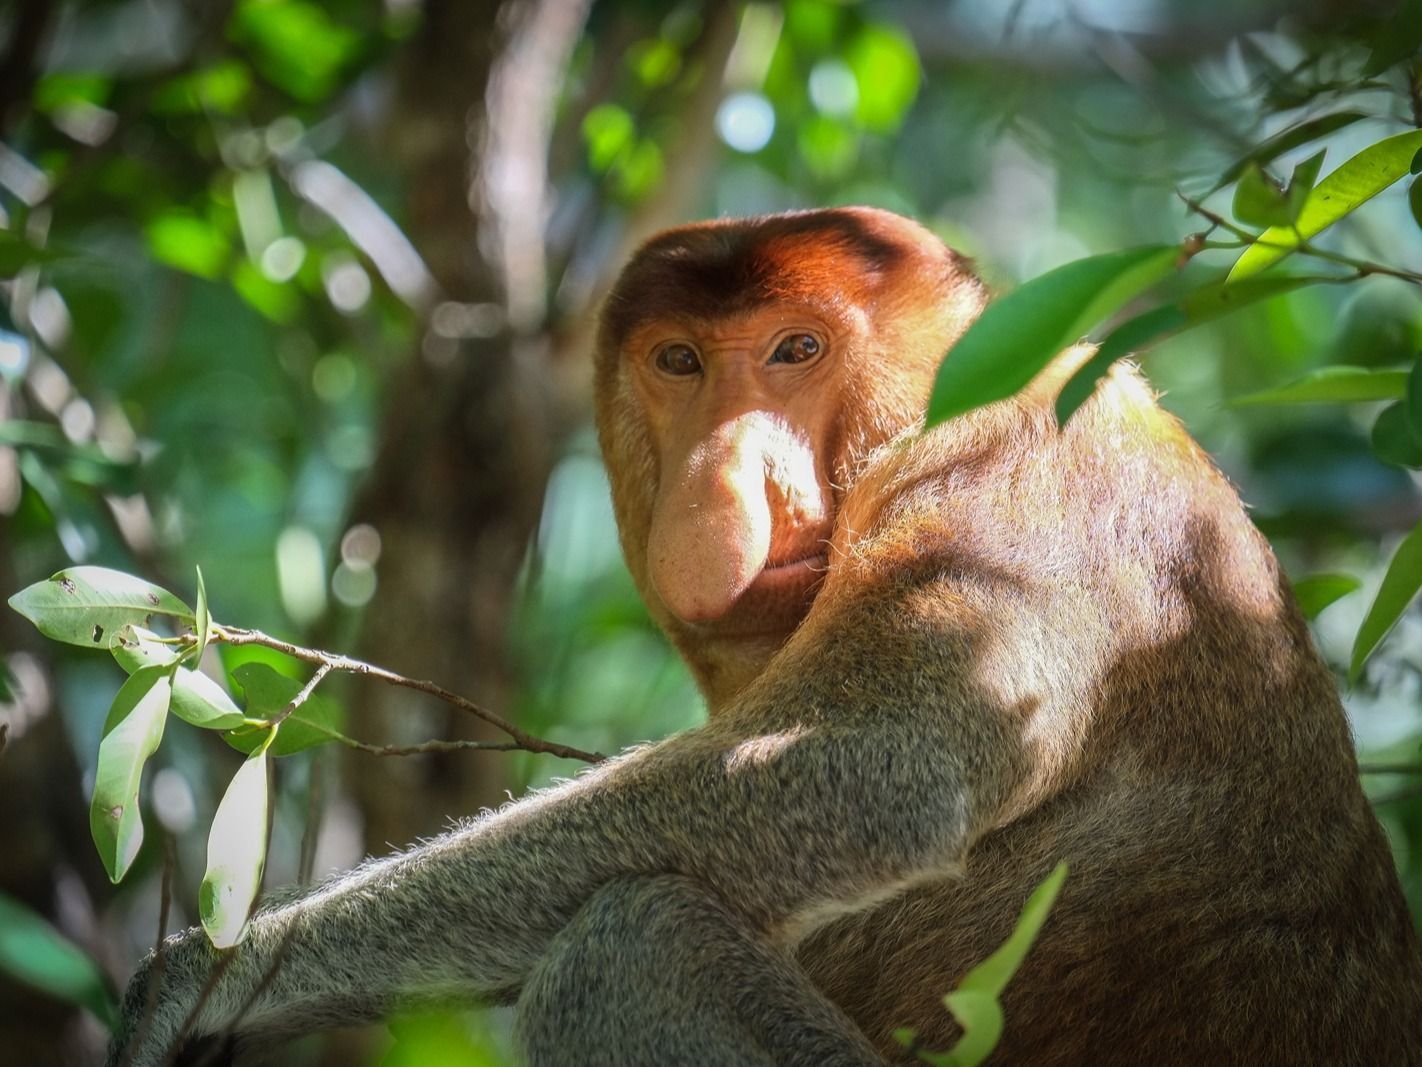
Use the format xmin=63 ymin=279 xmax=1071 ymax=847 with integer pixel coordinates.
xmin=594 ymin=207 xmax=985 ymax=706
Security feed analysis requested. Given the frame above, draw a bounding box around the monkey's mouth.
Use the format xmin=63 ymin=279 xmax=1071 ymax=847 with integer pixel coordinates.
xmin=758 ymin=552 xmax=830 ymax=583
xmin=677 ymin=551 xmax=829 ymax=637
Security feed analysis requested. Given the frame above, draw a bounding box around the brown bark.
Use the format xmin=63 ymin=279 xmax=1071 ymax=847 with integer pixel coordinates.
xmin=0 ymin=517 xmax=112 ymax=1065
xmin=346 ymin=0 xmax=592 ymax=853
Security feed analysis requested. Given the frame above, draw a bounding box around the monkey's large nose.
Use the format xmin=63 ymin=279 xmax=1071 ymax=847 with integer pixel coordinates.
xmin=647 ymin=415 xmax=777 ymax=624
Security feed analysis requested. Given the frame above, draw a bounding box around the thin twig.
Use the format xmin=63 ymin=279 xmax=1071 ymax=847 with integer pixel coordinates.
xmin=212 ymin=624 xmax=604 ymax=764
xmin=1359 ymin=763 xmax=1422 ymax=775
xmin=1176 ymin=190 xmax=1422 ymax=285
xmin=1408 ymin=60 xmax=1422 ymax=130
xmin=116 ymin=837 xmax=175 ymax=1067
xmin=1288 ymin=243 xmax=1422 ymax=285
xmin=308 ymin=720 xmax=541 ymax=758
xmin=298 ymin=755 xmax=322 ymax=887
xmin=1372 ymin=784 xmax=1422 ymax=806
xmin=271 ymin=663 xmax=331 ymax=729
xmin=201 ymin=923 xmax=300 ymax=1066
xmin=167 ymin=952 xmax=235 ymax=1064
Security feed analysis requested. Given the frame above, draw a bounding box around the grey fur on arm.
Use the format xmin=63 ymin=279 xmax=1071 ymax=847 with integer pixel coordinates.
xmin=109 ymin=637 xmax=996 ymax=1064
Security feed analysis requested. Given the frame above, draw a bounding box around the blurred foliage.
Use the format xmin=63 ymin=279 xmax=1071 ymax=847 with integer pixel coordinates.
xmin=1 ymin=0 xmax=1422 ymax=1063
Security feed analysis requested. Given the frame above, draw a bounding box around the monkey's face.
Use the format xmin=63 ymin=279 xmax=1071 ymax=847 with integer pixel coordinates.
xmin=593 ymin=208 xmax=987 ymax=704
xmin=626 ymin=304 xmax=844 ymax=636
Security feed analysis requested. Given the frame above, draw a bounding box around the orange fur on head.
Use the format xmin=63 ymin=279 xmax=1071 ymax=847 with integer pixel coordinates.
xmin=594 ymin=207 xmax=985 ymax=707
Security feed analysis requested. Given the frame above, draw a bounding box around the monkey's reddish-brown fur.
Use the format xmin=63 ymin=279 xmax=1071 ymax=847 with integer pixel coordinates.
xmin=594 ymin=207 xmax=1422 ymax=1061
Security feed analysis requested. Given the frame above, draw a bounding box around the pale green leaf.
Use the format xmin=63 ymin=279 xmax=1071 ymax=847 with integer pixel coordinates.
xmin=1292 ymin=574 xmax=1362 ymax=620
xmin=1227 ymin=130 xmax=1422 ymax=282
xmin=110 ymin=625 xmax=244 ymax=730
xmin=0 ymin=893 xmax=117 ymax=1031
xmin=927 ymin=246 xmax=1178 ymax=427
xmin=199 ymin=750 xmax=271 ymax=948
xmin=958 ymin=862 xmax=1068 ymax=996
xmin=1231 ymin=366 xmax=1408 ymax=406
xmin=8 ymin=567 xmax=193 ymax=649
xmin=1351 ymin=521 xmax=1422 ymax=681
xmin=942 ymin=989 xmax=1005 ymax=1067
xmin=90 ymin=666 xmax=172 ymax=882
xmin=194 ymin=566 xmax=211 ymax=660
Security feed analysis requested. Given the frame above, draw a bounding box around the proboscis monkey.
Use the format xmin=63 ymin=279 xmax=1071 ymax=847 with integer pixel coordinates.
xmin=108 ymin=208 xmax=1422 ymax=1066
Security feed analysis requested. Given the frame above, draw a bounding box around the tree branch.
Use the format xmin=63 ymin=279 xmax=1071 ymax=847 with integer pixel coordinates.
xmin=212 ymin=625 xmax=605 ymax=764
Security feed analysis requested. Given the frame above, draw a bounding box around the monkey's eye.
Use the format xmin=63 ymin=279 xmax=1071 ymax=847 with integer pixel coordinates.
xmin=768 ymin=334 xmax=822 ymax=366
xmin=655 ymin=344 xmax=702 ymax=376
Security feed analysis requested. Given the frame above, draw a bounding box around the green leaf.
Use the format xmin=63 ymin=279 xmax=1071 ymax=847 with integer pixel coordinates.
xmin=1286 ymin=150 xmax=1326 ymax=221
xmin=194 ymin=566 xmax=211 ymax=660
xmin=8 ymin=566 xmax=193 ymax=649
xmin=0 ymin=231 xmax=61 ymax=277
xmin=1409 ymin=175 xmax=1422 ymax=233
xmin=1352 ymin=521 xmax=1422 ymax=681
xmin=110 ymin=625 xmax=245 ymax=730
xmin=382 ymin=1011 xmax=507 ymax=1067
xmin=958 ymin=862 xmax=1067 ymax=996
xmin=152 ymin=60 xmax=253 ymax=115
xmin=1212 ymin=111 xmax=1367 ymax=192
xmin=0 ymin=892 xmax=117 ymax=1031
xmin=1361 ymin=0 xmax=1422 ymax=76
xmin=231 ymin=259 xmax=300 ymax=324
xmin=90 ymin=666 xmax=172 ymax=882
xmin=846 ymin=24 xmax=920 ymax=133
xmin=941 ymin=989 xmax=1004 ymax=1067
xmin=233 ymin=0 xmax=361 ymax=101
xmin=1054 ymin=306 xmax=1186 ymax=426
xmin=1066 ymin=273 xmax=1341 ymax=417
xmin=628 ymin=39 xmax=680 ymax=88
xmin=1227 ymin=130 xmax=1422 ymax=282
xmin=612 ymin=139 xmax=664 ymax=202
xmin=1292 ymin=574 xmax=1362 ymax=620
xmin=145 ymin=214 xmax=230 ymax=280
xmin=224 ymin=662 xmax=340 ymax=756
xmin=33 ymin=72 xmax=111 ymax=114
xmin=1231 ymin=366 xmax=1408 ymax=406
xmin=1232 ymin=164 xmax=1292 ymax=229
xmin=199 ymin=750 xmax=271 ymax=948
xmin=927 ymin=246 xmax=1178 ymax=427
xmin=1371 ymin=402 xmax=1422 ymax=468
xmin=0 ymin=419 xmax=139 ymax=489
xmin=582 ymin=104 xmax=635 ymax=173
xmin=1405 ymin=358 xmax=1422 ymax=442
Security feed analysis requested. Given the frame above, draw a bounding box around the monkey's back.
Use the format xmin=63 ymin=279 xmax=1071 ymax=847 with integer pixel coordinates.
xmin=796 ymin=366 xmax=1422 ymax=1064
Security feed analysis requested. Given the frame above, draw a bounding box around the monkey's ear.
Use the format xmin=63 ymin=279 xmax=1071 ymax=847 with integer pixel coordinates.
xmin=1016 ymin=343 xmax=1097 ymax=413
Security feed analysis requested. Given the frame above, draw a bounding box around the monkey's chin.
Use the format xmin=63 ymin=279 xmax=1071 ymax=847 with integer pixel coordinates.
xmin=689 ymin=553 xmax=829 ymax=639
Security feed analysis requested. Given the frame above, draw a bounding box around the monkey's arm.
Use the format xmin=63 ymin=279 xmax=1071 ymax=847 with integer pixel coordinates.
xmin=112 ymin=579 xmax=1054 ymax=1064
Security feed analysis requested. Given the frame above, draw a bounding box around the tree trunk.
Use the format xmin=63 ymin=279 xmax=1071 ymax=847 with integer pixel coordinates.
xmin=346 ymin=0 xmax=591 ymax=853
